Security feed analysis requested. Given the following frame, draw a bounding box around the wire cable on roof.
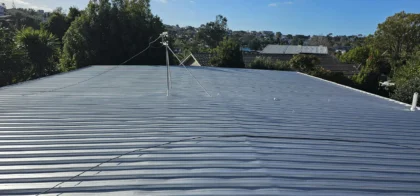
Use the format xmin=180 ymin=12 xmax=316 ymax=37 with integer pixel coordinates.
xmin=119 ymin=35 xmax=162 ymax=65
xmin=166 ymin=46 xmax=212 ymax=97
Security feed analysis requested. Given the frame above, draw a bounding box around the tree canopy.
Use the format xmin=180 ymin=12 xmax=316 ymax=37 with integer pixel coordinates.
xmin=197 ymin=15 xmax=228 ymax=48
xmin=60 ymin=0 xmax=166 ymax=70
xmin=210 ymin=38 xmax=244 ymax=68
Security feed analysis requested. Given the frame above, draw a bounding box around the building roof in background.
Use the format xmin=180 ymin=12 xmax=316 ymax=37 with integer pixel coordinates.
xmin=184 ymin=53 xmax=358 ymax=76
xmin=261 ymin=45 xmax=328 ymax=54
xmin=181 ymin=53 xmax=213 ymax=66
xmin=1 ymin=66 xmax=419 ymax=195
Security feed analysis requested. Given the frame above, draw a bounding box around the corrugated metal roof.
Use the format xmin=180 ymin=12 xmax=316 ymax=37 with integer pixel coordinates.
xmin=262 ymin=45 xmax=328 ymax=54
xmin=1 ymin=65 xmax=420 ymax=196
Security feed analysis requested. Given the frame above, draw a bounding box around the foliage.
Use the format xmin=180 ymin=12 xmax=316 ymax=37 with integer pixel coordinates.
xmin=67 ymin=7 xmax=82 ymax=24
xmin=197 ymin=15 xmax=228 ymax=48
xmin=42 ymin=9 xmax=68 ymax=42
xmin=391 ymin=77 xmax=420 ymax=104
xmin=371 ymin=11 xmax=420 ymax=70
xmin=339 ymin=46 xmax=370 ymax=70
xmin=3 ymin=8 xmax=44 ymax=29
xmin=391 ymin=53 xmax=420 ymax=103
xmin=248 ymin=38 xmax=262 ymax=51
xmin=15 ymin=27 xmax=60 ymax=78
xmin=350 ymin=49 xmax=390 ymax=93
xmin=247 ymin=56 xmax=291 ymax=71
xmin=308 ymin=67 xmax=356 ymax=87
xmin=42 ymin=7 xmax=82 ymax=43
xmin=210 ymin=38 xmax=244 ymax=68
xmin=289 ymin=54 xmax=320 ymax=72
xmin=392 ymin=54 xmax=420 ymax=85
xmin=60 ymin=0 xmax=166 ymax=71
xmin=0 ymin=27 xmax=30 ymax=86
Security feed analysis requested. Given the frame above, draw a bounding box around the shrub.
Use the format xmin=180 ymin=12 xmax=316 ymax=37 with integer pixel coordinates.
xmin=391 ymin=77 xmax=420 ymax=103
xmin=247 ymin=56 xmax=291 ymax=71
xmin=309 ymin=67 xmax=356 ymax=87
xmin=289 ymin=54 xmax=320 ymax=72
xmin=210 ymin=37 xmax=244 ymax=68
xmin=15 ymin=27 xmax=60 ymax=78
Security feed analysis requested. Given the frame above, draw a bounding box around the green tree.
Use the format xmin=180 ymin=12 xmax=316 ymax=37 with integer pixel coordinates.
xmin=371 ymin=11 xmax=420 ymax=69
xmin=42 ymin=8 xmax=68 ymax=42
xmin=15 ymin=27 xmax=60 ymax=78
xmin=289 ymin=54 xmax=320 ymax=72
xmin=60 ymin=0 xmax=166 ymax=70
xmin=67 ymin=7 xmax=82 ymax=24
xmin=391 ymin=53 xmax=420 ymax=102
xmin=275 ymin=32 xmax=282 ymax=43
xmin=210 ymin=38 xmax=244 ymax=68
xmin=248 ymin=38 xmax=262 ymax=51
xmin=340 ymin=46 xmax=371 ymax=70
xmin=0 ymin=27 xmax=30 ymax=86
xmin=197 ymin=15 xmax=228 ymax=48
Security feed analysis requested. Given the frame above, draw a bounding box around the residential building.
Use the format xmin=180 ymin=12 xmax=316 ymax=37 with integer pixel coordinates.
xmin=181 ymin=52 xmax=358 ymax=77
xmin=1 ymin=65 xmax=419 ymax=195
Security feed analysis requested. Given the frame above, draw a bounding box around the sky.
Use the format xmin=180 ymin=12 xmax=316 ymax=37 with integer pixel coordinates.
xmin=2 ymin=0 xmax=420 ymax=35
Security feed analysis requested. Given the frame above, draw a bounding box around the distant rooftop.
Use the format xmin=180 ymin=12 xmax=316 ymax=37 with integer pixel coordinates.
xmin=261 ymin=45 xmax=328 ymax=54
xmin=0 ymin=66 xmax=419 ymax=195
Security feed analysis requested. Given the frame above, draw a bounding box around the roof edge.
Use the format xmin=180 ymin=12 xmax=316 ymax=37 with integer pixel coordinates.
xmin=297 ymin=72 xmax=420 ymax=110
xmin=0 ymin=65 xmax=94 ymax=90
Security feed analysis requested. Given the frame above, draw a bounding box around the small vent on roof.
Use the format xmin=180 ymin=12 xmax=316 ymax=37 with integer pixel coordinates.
xmin=411 ymin=92 xmax=418 ymax=111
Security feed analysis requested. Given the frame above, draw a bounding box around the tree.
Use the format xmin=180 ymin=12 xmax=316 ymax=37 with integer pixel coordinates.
xmin=210 ymin=38 xmax=244 ymax=68
xmin=391 ymin=77 xmax=420 ymax=104
xmin=4 ymin=8 xmax=43 ymax=29
xmin=15 ymin=27 xmax=60 ymax=78
xmin=0 ymin=27 xmax=30 ymax=86
xmin=289 ymin=54 xmax=320 ymax=72
xmin=197 ymin=15 xmax=228 ymax=48
xmin=340 ymin=46 xmax=371 ymax=70
xmin=60 ymin=0 xmax=166 ymax=70
xmin=248 ymin=38 xmax=262 ymax=51
xmin=42 ymin=9 xmax=68 ymax=42
xmin=391 ymin=52 xmax=420 ymax=102
xmin=372 ymin=11 xmax=420 ymax=69
xmin=67 ymin=7 xmax=82 ymax=24
xmin=275 ymin=32 xmax=282 ymax=43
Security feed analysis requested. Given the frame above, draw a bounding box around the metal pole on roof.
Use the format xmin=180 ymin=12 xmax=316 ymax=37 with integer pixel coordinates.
xmin=411 ymin=92 xmax=418 ymax=111
xmin=161 ymin=32 xmax=170 ymax=96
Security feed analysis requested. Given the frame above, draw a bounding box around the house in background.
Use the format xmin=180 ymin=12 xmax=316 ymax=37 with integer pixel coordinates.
xmin=181 ymin=45 xmax=358 ymax=76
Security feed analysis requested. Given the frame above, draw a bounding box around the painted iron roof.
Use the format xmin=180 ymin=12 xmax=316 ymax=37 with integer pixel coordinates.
xmin=1 ymin=66 xmax=420 ymax=195
xmin=262 ymin=45 xmax=328 ymax=54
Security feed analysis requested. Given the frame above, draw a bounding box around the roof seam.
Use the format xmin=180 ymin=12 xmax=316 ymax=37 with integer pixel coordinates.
xmin=36 ymin=136 xmax=203 ymax=196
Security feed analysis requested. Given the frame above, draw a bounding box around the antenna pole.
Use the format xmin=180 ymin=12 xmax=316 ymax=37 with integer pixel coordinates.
xmin=161 ymin=32 xmax=170 ymax=96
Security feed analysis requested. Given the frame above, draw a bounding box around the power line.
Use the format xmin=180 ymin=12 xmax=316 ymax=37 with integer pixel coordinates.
xmin=119 ymin=35 xmax=162 ymax=65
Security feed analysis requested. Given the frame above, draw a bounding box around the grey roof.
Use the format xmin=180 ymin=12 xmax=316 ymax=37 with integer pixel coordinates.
xmin=262 ymin=45 xmax=328 ymax=54
xmin=1 ymin=65 xmax=420 ymax=196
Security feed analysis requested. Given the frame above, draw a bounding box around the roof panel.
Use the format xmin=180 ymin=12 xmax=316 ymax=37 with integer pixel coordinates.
xmin=0 ymin=66 xmax=419 ymax=195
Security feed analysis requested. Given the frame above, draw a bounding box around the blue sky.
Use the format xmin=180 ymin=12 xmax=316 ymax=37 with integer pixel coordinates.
xmin=3 ymin=0 xmax=420 ymax=35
